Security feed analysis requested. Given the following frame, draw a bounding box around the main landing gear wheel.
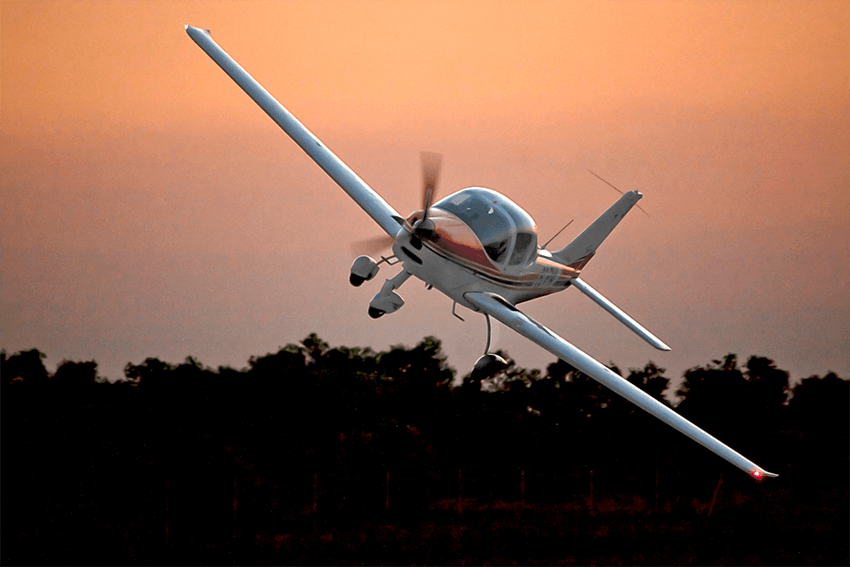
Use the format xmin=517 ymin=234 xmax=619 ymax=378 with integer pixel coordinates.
xmin=368 ymin=307 xmax=385 ymax=319
xmin=350 ymin=256 xmax=380 ymax=287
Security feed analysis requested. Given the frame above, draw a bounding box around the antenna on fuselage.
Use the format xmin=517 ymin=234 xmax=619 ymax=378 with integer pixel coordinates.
xmin=541 ymin=219 xmax=574 ymax=250
xmin=587 ymin=170 xmax=649 ymax=216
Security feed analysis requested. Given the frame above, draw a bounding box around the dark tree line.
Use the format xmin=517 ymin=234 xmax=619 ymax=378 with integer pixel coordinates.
xmin=1 ymin=338 xmax=848 ymax=565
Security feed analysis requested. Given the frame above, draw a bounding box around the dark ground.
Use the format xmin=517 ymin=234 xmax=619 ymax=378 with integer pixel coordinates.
xmin=2 ymin=344 xmax=847 ymax=565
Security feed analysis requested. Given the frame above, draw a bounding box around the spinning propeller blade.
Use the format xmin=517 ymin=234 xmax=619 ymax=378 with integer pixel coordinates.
xmin=414 ymin=152 xmax=442 ymax=240
xmin=350 ymin=234 xmax=395 ymax=257
xmin=350 ymin=152 xmax=442 ymax=256
xmin=421 ymin=151 xmax=441 ymax=218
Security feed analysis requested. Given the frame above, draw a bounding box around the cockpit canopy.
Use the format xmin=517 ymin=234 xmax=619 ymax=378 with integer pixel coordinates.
xmin=433 ymin=187 xmax=538 ymax=266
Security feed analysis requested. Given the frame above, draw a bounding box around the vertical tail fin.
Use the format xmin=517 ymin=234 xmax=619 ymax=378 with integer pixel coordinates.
xmin=551 ymin=191 xmax=643 ymax=268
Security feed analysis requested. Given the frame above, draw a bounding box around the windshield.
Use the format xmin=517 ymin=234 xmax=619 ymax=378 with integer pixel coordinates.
xmin=434 ymin=188 xmax=537 ymax=265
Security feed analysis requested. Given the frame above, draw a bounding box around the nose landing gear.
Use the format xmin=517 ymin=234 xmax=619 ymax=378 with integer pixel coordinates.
xmin=368 ymin=270 xmax=411 ymax=318
xmin=349 ymin=254 xmax=409 ymax=319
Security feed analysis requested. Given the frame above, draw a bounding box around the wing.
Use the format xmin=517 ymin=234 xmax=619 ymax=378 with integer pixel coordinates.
xmin=185 ymin=26 xmax=402 ymax=237
xmin=464 ymin=291 xmax=777 ymax=479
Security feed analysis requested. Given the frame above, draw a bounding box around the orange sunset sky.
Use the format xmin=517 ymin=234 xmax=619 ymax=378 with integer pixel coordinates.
xmin=2 ymin=1 xmax=848 ymax=388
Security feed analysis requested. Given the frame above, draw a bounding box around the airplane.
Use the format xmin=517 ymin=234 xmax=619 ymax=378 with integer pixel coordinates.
xmin=185 ymin=25 xmax=776 ymax=480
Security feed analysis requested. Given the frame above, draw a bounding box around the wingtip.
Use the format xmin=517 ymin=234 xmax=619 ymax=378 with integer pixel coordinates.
xmin=752 ymin=468 xmax=778 ymax=480
xmin=185 ymin=25 xmax=211 ymax=36
xmin=648 ymin=334 xmax=671 ymax=351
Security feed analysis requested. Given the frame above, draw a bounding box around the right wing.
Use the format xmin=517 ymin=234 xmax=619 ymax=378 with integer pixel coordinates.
xmin=185 ymin=26 xmax=402 ymax=238
xmin=464 ymin=291 xmax=777 ymax=479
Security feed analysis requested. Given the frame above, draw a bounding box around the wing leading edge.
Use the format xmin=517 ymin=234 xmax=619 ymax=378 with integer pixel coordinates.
xmin=464 ymin=291 xmax=777 ymax=479
xmin=185 ymin=26 xmax=402 ymax=237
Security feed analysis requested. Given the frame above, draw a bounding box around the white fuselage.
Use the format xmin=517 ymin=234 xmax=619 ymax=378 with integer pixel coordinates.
xmin=391 ymin=206 xmax=575 ymax=310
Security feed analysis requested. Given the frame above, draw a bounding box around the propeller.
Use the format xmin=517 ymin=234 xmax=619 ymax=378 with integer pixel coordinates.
xmin=412 ymin=151 xmax=442 ymax=242
xmin=349 ymin=151 xmax=443 ymax=255
xmin=350 ymin=234 xmax=395 ymax=258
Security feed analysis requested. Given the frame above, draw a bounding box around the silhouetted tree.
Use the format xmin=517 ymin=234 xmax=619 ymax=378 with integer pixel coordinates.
xmin=301 ymin=332 xmax=330 ymax=364
xmin=2 ymin=344 xmax=847 ymax=566
xmin=3 ymin=348 xmax=49 ymax=385
xmin=745 ymin=355 xmax=790 ymax=409
xmin=249 ymin=345 xmax=306 ymax=378
xmin=626 ymin=361 xmax=671 ymax=405
xmin=790 ymin=371 xmax=848 ymax=412
xmin=124 ymin=357 xmax=174 ymax=386
xmin=53 ymin=359 xmax=99 ymax=388
xmin=676 ymin=354 xmax=748 ymax=432
xmin=787 ymin=372 xmax=849 ymax=488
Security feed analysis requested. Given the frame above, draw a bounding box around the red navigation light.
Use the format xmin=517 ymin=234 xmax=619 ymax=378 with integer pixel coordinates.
xmin=752 ymin=470 xmax=763 ymax=479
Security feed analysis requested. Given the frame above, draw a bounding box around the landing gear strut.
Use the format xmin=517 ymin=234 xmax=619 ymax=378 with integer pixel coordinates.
xmin=368 ymin=270 xmax=411 ymax=318
xmin=474 ymin=313 xmax=509 ymax=373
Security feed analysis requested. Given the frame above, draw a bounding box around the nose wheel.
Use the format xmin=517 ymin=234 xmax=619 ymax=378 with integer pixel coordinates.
xmin=367 ymin=270 xmax=411 ymax=318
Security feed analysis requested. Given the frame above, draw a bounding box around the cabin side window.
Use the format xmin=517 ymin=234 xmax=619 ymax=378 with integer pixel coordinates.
xmin=485 ymin=238 xmax=511 ymax=264
xmin=508 ymin=232 xmax=535 ymax=265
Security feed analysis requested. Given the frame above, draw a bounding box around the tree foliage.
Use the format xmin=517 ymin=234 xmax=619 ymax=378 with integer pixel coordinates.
xmin=1 ymin=341 xmax=847 ymax=565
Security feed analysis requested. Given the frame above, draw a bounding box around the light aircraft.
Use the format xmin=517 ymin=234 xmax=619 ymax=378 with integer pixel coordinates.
xmin=186 ymin=25 xmax=776 ymax=480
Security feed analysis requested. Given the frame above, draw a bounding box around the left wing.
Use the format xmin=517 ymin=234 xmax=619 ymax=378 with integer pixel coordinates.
xmin=464 ymin=291 xmax=777 ymax=479
xmin=185 ymin=26 xmax=402 ymax=237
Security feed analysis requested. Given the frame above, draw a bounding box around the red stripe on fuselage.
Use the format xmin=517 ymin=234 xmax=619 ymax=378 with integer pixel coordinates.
xmin=408 ymin=209 xmax=578 ymax=293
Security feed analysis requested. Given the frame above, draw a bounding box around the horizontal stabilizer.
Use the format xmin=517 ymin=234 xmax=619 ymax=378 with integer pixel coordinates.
xmin=571 ymin=278 xmax=671 ymax=351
